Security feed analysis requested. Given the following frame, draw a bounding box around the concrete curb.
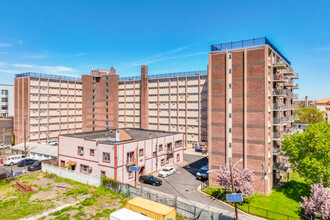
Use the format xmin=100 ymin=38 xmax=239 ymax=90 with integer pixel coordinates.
xmin=197 ymin=185 xmax=265 ymax=220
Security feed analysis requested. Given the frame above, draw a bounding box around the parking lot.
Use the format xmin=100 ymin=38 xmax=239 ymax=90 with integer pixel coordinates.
xmin=0 ymin=161 xmax=39 ymax=177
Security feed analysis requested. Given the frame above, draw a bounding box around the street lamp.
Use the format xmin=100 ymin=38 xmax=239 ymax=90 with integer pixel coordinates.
xmin=207 ymin=158 xmax=243 ymax=220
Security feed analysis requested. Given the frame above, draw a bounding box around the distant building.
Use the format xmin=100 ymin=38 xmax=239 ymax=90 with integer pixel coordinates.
xmin=314 ymin=99 xmax=330 ymax=121
xmin=293 ymin=96 xmax=315 ymax=107
xmin=0 ymin=117 xmax=13 ymax=145
xmin=11 ymin=142 xmax=58 ymax=160
xmin=58 ymin=128 xmax=184 ymax=185
xmin=0 ymin=84 xmax=14 ymax=117
xmin=14 ymin=73 xmax=83 ymax=144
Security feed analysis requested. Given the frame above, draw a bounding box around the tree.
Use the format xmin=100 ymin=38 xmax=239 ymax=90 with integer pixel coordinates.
xmin=216 ymin=165 xmax=255 ymax=197
xmin=300 ymin=184 xmax=330 ymax=219
xmin=296 ymin=105 xmax=325 ymax=124
xmin=281 ymin=122 xmax=330 ymax=187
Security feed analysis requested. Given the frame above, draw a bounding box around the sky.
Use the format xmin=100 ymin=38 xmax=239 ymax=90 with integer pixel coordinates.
xmin=0 ymin=0 xmax=329 ymax=100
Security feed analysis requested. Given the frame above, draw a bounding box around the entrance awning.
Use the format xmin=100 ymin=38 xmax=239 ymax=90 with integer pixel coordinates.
xmin=67 ymin=161 xmax=77 ymax=165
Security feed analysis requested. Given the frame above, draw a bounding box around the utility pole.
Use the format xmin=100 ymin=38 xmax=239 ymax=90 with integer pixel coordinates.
xmin=230 ymin=162 xmax=239 ymax=220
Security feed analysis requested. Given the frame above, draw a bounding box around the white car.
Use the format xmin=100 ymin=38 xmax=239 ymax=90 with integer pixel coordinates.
xmin=158 ymin=167 xmax=176 ymax=178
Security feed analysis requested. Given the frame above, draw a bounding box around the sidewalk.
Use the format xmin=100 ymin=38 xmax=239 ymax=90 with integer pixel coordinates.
xmin=184 ymin=148 xmax=208 ymax=156
xmin=140 ymin=185 xmax=258 ymax=220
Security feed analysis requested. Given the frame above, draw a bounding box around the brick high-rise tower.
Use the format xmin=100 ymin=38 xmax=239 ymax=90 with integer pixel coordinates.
xmin=207 ymin=37 xmax=298 ymax=195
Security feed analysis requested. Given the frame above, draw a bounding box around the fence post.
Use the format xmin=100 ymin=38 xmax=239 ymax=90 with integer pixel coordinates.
xmin=194 ymin=206 xmax=196 ymax=220
xmin=127 ymin=185 xmax=130 ymax=197
xmin=174 ymin=196 xmax=177 ymax=209
xmin=248 ymin=205 xmax=250 ymax=213
xmin=140 ymin=186 xmax=143 ymax=197
xmin=266 ymin=210 xmax=268 ymax=218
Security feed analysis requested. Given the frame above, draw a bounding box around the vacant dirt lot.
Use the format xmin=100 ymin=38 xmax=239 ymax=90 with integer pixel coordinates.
xmin=0 ymin=172 xmax=130 ymax=220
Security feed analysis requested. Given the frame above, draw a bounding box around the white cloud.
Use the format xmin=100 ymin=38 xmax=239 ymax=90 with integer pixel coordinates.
xmin=0 ymin=43 xmax=11 ymax=47
xmin=0 ymin=62 xmax=77 ymax=75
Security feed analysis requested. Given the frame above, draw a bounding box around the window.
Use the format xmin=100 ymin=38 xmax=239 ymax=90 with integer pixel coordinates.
xmin=161 ymin=159 xmax=165 ymax=166
xmin=106 ymin=89 xmax=108 ymax=93
xmin=101 ymin=171 xmax=106 ymax=176
xmin=106 ymin=76 xmax=108 ymax=80
xmin=229 ymin=53 xmax=232 ymax=59
xmin=80 ymin=164 xmax=89 ymax=173
xmin=103 ymin=152 xmax=110 ymax=162
xmin=127 ymin=152 xmax=134 ymax=163
xmin=229 ymin=113 xmax=232 ymax=118
xmin=78 ymin=146 xmax=84 ymax=155
xmin=128 ymin=171 xmax=133 ymax=179
xmin=106 ymin=82 xmax=108 ymax=86
xmin=229 ymin=98 xmax=232 ymax=103
xmin=229 ymin=68 xmax=232 ymax=74
xmin=93 ymin=89 xmax=95 ymax=93
xmin=139 ymin=149 xmax=143 ymax=156
xmin=176 ymin=154 xmax=180 ymax=162
xmin=167 ymin=143 xmax=172 ymax=152
xmin=90 ymin=149 xmax=95 ymax=156
xmin=229 ymin=84 xmax=232 ymax=89
xmin=1 ymin=90 xmax=8 ymax=95
xmin=175 ymin=140 xmax=182 ymax=147
xmin=229 ymin=128 xmax=232 ymax=133
xmin=229 ymin=142 xmax=232 ymax=148
xmin=159 ymin=144 xmax=163 ymax=151
xmin=1 ymin=98 xmax=8 ymax=102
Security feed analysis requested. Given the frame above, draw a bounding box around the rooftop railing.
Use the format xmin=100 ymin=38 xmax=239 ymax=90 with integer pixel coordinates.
xmin=119 ymin=70 xmax=207 ymax=82
xmin=211 ymin=37 xmax=291 ymax=65
xmin=15 ymin=72 xmax=81 ymax=81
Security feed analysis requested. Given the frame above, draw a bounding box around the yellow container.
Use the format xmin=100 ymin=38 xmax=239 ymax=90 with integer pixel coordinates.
xmin=125 ymin=197 xmax=176 ymax=220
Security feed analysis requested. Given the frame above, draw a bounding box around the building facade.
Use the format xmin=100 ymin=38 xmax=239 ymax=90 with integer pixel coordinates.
xmin=0 ymin=117 xmax=13 ymax=145
xmin=314 ymin=99 xmax=330 ymax=121
xmin=207 ymin=37 xmax=299 ymax=195
xmin=14 ymin=73 xmax=83 ymax=144
xmin=0 ymin=84 xmax=14 ymax=117
xmin=58 ymin=128 xmax=184 ymax=184
xmin=82 ymin=67 xmax=207 ymax=148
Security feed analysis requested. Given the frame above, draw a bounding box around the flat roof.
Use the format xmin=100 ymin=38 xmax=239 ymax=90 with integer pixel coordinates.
xmin=11 ymin=142 xmax=58 ymax=157
xmin=126 ymin=197 xmax=175 ymax=215
xmin=60 ymin=128 xmax=181 ymax=144
xmin=15 ymin=72 xmax=81 ymax=82
xmin=211 ymin=37 xmax=291 ymax=65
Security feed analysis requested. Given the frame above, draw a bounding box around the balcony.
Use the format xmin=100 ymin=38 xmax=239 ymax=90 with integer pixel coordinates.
xmin=273 ymin=117 xmax=287 ymax=125
xmin=273 ymin=74 xmax=286 ymax=83
xmin=273 ymin=132 xmax=284 ymax=141
xmin=284 ymin=80 xmax=298 ymax=87
xmin=273 ymin=103 xmax=285 ymax=111
xmin=126 ymin=160 xmax=136 ymax=166
xmin=273 ymin=147 xmax=281 ymax=155
xmin=273 ymin=61 xmax=287 ymax=69
xmin=282 ymin=69 xmax=294 ymax=75
xmin=291 ymin=73 xmax=299 ymax=79
xmin=273 ymin=162 xmax=288 ymax=171
xmin=273 ymin=89 xmax=288 ymax=97
xmin=166 ymin=149 xmax=173 ymax=155
xmin=286 ymin=115 xmax=298 ymax=122
xmin=287 ymin=92 xmax=298 ymax=99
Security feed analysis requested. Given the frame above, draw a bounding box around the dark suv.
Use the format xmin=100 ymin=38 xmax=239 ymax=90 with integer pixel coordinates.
xmin=18 ymin=159 xmax=38 ymax=167
xmin=139 ymin=175 xmax=162 ymax=186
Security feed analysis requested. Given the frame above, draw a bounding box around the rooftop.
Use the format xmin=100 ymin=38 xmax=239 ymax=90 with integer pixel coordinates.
xmin=60 ymin=128 xmax=181 ymax=144
xmin=15 ymin=72 xmax=81 ymax=82
xmin=315 ymin=99 xmax=330 ymax=104
xmin=119 ymin=70 xmax=207 ymax=82
xmin=11 ymin=142 xmax=58 ymax=157
xmin=211 ymin=37 xmax=291 ymax=65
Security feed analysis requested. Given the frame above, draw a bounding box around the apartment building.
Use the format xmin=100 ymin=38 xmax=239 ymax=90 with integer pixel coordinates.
xmin=58 ymin=128 xmax=184 ymax=184
xmin=82 ymin=66 xmax=207 ymax=148
xmin=14 ymin=73 xmax=83 ymax=144
xmin=314 ymin=99 xmax=330 ymax=121
xmin=207 ymin=37 xmax=299 ymax=195
xmin=0 ymin=84 xmax=14 ymax=117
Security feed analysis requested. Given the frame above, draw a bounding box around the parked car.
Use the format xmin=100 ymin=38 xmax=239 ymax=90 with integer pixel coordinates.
xmin=196 ymin=165 xmax=208 ymax=180
xmin=158 ymin=167 xmax=176 ymax=177
xmin=18 ymin=159 xmax=38 ymax=167
xmin=3 ymin=155 xmax=26 ymax=166
xmin=27 ymin=161 xmax=42 ymax=171
xmin=0 ymin=144 xmax=10 ymax=149
xmin=139 ymin=175 xmax=162 ymax=186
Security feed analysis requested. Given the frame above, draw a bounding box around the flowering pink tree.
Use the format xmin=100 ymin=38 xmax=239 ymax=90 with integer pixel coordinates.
xmin=216 ymin=165 xmax=255 ymax=197
xmin=300 ymin=184 xmax=330 ymax=219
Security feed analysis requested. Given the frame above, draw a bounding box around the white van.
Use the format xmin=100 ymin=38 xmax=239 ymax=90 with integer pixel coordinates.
xmin=3 ymin=155 xmax=26 ymax=166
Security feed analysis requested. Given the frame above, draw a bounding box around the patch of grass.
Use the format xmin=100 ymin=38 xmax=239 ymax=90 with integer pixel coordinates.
xmin=54 ymin=213 xmax=71 ymax=220
xmin=65 ymin=185 xmax=91 ymax=196
xmin=176 ymin=213 xmax=185 ymax=220
xmin=204 ymin=172 xmax=307 ymax=219
xmin=72 ymin=210 xmax=86 ymax=219
xmin=92 ymin=208 xmax=116 ymax=219
xmin=81 ymin=197 xmax=97 ymax=206
xmin=44 ymin=173 xmax=57 ymax=179
xmin=50 ymin=206 xmax=77 ymax=216
xmin=0 ymin=193 xmax=54 ymax=219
